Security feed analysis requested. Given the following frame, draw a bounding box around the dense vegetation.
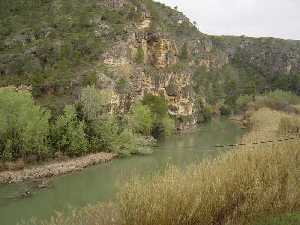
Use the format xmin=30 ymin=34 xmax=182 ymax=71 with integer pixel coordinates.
xmin=0 ymin=87 xmax=175 ymax=165
xmin=0 ymin=0 xmax=142 ymax=87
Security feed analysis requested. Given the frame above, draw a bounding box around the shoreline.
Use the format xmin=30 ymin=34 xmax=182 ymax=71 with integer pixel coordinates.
xmin=0 ymin=152 xmax=118 ymax=184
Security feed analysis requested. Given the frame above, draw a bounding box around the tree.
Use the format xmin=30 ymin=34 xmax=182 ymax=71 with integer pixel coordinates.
xmin=224 ymin=79 xmax=239 ymax=111
xmin=142 ymin=94 xmax=168 ymax=119
xmin=52 ymin=105 xmax=88 ymax=156
xmin=129 ymin=102 xmax=154 ymax=136
xmin=0 ymin=88 xmax=50 ymax=160
xmin=141 ymin=94 xmax=175 ymax=137
xmin=79 ymin=85 xmax=112 ymax=121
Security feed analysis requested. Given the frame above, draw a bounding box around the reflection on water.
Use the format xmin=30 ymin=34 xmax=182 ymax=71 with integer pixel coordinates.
xmin=0 ymin=119 xmax=245 ymax=225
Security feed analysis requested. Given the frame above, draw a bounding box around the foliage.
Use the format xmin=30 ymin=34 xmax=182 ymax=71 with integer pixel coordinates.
xmin=51 ymin=105 xmax=88 ymax=156
xmin=0 ymin=89 xmax=50 ymax=161
xmin=224 ymin=79 xmax=240 ymax=112
xmin=236 ymin=94 xmax=253 ymax=112
xmin=88 ymin=115 xmax=149 ymax=156
xmin=128 ymin=103 xmax=154 ymax=136
xmin=160 ymin=116 xmax=175 ymax=136
xmin=255 ymin=90 xmax=300 ymax=112
xmin=79 ymin=85 xmax=112 ymax=121
xmin=141 ymin=94 xmax=175 ymax=137
xmin=88 ymin=115 xmax=120 ymax=153
xmin=142 ymin=94 xmax=168 ymax=119
xmin=0 ymin=0 xmax=142 ymax=87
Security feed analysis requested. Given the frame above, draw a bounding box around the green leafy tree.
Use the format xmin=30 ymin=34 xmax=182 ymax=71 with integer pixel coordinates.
xmin=129 ymin=103 xmax=154 ymax=136
xmin=0 ymin=89 xmax=50 ymax=160
xmin=142 ymin=94 xmax=175 ymax=137
xmin=52 ymin=105 xmax=88 ymax=156
xmin=142 ymin=94 xmax=168 ymax=119
xmin=89 ymin=115 xmax=120 ymax=152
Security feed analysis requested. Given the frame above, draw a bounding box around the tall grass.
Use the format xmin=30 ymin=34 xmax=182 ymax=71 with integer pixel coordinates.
xmin=119 ymin=108 xmax=300 ymax=225
xmin=20 ymin=203 xmax=119 ymax=225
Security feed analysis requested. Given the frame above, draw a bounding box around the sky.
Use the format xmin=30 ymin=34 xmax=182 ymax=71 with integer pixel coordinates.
xmin=156 ymin=0 xmax=300 ymax=40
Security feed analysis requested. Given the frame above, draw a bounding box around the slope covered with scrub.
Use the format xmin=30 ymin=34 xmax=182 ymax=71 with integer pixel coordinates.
xmin=1 ymin=0 xmax=300 ymax=128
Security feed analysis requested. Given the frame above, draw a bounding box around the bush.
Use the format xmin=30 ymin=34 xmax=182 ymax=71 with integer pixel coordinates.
xmin=256 ymin=90 xmax=300 ymax=112
xmin=128 ymin=103 xmax=154 ymax=136
xmin=141 ymin=94 xmax=175 ymax=137
xmin=142 ymin=94 xmax=168 ymax=119
xmin=0 ymin=88 xmax=50 ymax=161
xmin=79 ymin=85 xmax=113 ymax=121
xmin=219 ymin=104 xmax=232 ymax=116
xmin=236 ymin=95 xmax=253 ymax=112
xmin=51 ymin=105 xmax=88 ymax=156
xmin=161 ymin=116 xmax=175 ymax=136
xmin=202 ymin=105 xmax=214 ymax=121
xmin=88 ymin=115 xmax=120 ymax=153
xmin=90 ymin=115 xmax=151 ymax=156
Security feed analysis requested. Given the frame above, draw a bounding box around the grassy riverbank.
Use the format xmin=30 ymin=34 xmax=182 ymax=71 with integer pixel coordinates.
xmin=24 ymin=107 xmax=300 ymax=225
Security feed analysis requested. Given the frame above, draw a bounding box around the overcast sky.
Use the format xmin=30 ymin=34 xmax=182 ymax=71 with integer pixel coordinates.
xmin=156 ymin=0 xmax=300 ymax=40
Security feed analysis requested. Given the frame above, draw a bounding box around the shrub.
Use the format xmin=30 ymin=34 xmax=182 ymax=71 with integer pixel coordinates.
xmin=90 ymin=115 xmax=151 ymax=156
xmin=161 ymin=116 xmax=175 ymax=136
xmin=51 ymin=105 xmax=88 ymax=156
xmin=0 ymin=88 xmax=50 ymax=161
xmin=236 ymin=94 xmax=253 ymax=112
xmin=256 ymin=90 xmax=300 ymax=112
xmin=142 ymin=94 xmax=168 ymax=119
xmin=128 ymin=103 xmax=154 ymax=136
xmin=219 ymin=104 xmax=232 ymax=116
xmin=88 ymin=115 xmax=120 ymax=153
xmin=202 ymin=105 xmax=214 ymax=121
xmin=79 ymin=85 xmax=113 ymax=121
xmin=141 ymin=94 xmax=175 ymax=137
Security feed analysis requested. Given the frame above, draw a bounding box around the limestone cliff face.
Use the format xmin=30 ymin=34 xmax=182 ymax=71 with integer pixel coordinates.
xmin=102 ymin=29 xmax=197 ymax=129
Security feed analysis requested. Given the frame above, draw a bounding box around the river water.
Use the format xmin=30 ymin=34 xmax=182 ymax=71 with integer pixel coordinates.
xmin=0 ymin=119 xmax=245 ymax=225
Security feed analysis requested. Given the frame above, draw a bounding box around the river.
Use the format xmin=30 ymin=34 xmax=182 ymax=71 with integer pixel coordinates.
xmin=0 ymin=119 xmax=245 ymax=225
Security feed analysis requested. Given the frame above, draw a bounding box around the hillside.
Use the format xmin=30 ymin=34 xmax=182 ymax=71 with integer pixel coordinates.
xmin=1 ymin=0 xmax=300 ymax=128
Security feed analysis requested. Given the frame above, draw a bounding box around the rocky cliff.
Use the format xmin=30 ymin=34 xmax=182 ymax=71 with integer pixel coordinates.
xmin=0 ymin=0 xmax=300 ymax=129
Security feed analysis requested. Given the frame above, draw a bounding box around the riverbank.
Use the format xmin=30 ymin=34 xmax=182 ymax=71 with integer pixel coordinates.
xmin=0 ymin=152 xmax=117 ymax=184
xmin=118 ymin=107 xmax=300 ymax=225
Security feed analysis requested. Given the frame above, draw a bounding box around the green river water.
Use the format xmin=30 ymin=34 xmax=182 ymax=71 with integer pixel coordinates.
xmin=0 ymin=119 xmax=245 ymax=225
